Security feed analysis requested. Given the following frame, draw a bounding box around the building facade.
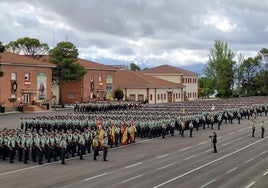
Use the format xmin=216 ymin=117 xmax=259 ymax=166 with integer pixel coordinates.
xmin=142 ymin=64 xmax=199 ymax=101
xmin=0 ymin=51 xmax=55 ymax=111
xmin=113 ymin=70 xmax=184 ymax=104
xmin=60 ymin=58 xmax=116 ymax=104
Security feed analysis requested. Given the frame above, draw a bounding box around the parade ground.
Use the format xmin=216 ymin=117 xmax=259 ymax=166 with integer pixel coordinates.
xmin=0 ymin=107 xmax=268 ymax=188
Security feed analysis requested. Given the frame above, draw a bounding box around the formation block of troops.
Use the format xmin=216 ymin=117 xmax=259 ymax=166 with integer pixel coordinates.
xmin=0 ymin=96 xmax=267 ymax=165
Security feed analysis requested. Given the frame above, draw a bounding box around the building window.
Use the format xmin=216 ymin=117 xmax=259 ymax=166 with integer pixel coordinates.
xmin=164 ymin=94 xmax=166 ymax=100
xmin=68 ymin=92 xmax=75 ymax=99
xmin=178 ymin=93 xmax=180 ymax=99
xmin=25 ymin=73 xmax=30 ymax=80
xmin=138 ymin=95 xmax=144 ymax=101
xmin=150 ymin=94 xmax=152 ymax=101
xmin=90 ymin=75 xmax=94 ymax=82
xmin=158 ymin=94 xmax=160 ymax=100
xmin=11 ymin=73 xmax=16 ymax=80
xmin=98 ymin=75 xmax=102 ymax=82
xmin=129 ymin=94 xmax=135 ymax=101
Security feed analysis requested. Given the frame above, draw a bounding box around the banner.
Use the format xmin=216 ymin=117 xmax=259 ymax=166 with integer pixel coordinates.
xmin=37 ymin=73 xmax=47 ymax=100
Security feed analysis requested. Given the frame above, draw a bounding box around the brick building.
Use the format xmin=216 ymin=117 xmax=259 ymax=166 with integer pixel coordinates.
xmin=60 ymin=58 xmax=116 ymax=104
xmin=0 ymin=51 xmax=55 ymax=111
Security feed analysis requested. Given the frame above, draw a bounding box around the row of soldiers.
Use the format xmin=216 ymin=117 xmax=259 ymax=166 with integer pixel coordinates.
xmin=2 ymin=97 xmax=268 ymax=165
xmin=74 ymin=101 xmax=144 ymax=113
xmin=20 ymin=103 xmax=267 ymax=136
xmin=0 ymin=120 xmax=140 ymax=165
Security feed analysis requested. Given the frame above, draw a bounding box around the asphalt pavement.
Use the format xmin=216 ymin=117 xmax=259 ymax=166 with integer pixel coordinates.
xmin=0 ymin=111 xmax=268 ymax=188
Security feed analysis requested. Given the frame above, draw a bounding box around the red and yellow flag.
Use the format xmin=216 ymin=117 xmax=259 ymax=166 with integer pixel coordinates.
xmin=110 ymin=121 xmax=115 ymax=143
xmin=121 ymin=121 xmax=128 ymax=145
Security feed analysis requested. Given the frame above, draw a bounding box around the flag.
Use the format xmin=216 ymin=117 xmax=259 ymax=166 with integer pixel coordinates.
xmin=110 ymin=121 xmax=115 ymax=143
xmin=129 ymin=122 xmax=135 ymax=143
xmin=121 ymin=121 xmax=128 ymax=145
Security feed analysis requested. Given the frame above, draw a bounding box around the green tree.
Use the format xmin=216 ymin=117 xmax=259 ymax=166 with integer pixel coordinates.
xmin=130 ymin=63 xmax=141 ymax=71
xmin=254 ymin=70 xmax=268 ymax=95
xmin=5 ymin=37 xmax=49 ymax=57
xmin=0 ymin=41 xmax=5 ymax=52
xmin=198 ymin=77 xmax=214 ymax=98
xmin=204 ymin=40 xmax=236 ymax=98
xmin=0 ymin=41 xmax=4 ymax=76
xmin=237 ymin=57 xmax=261 ymax=96
xmin=49 ymin=42 xmax=87 ymax=106
xmin=114 ymin=88 xmax=124 ymax=100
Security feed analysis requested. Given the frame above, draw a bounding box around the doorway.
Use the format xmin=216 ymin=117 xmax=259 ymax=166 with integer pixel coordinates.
xmin=24 ymin=94 xmax=30 ymax=103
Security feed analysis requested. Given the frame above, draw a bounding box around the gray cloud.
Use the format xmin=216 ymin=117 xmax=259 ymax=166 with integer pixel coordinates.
xmin=0 ymin=0 xmax=268 ymax=68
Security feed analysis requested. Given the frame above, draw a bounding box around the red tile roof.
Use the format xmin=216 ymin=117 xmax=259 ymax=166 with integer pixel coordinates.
xmin=114 ymin=70 xmax=184 ymax=89
xmin=142 ymin=64 xmax=199 ymax=76
xmin=38 ymin=55 xmax=116 ymax=71
xmin=77 ymin=58 xmax=116 ymax=71
xmin=0 ymin=51 xmax=55 ymax=68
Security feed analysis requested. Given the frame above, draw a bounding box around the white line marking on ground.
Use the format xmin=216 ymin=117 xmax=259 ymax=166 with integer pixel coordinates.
xmin=226 ymin=167 xmax=237 ymax=174
xmin=84 ymin=173 xmax=108 ymax=181
xmin=121 ymin=174 xmax=143 ymax=183
xmin=155 ymin=154 xmax=169 ymax=159
xmin=157 ymin=163 xmax=175 ymax=170
xmin=238 ymin=128 xmax=245 ymax=132
xmin=234 ymin=137 xmax=243 ymax=141
xmin=245 ymin=158 xmax=255 ymax=164
xmin=222 ymin=142 xmax=230 ymax=146
xmin=179 ymin=147 xmax=191 ymax=151
xmin=218 ymin=136 xmax=222 ymax=139
xmin=228 ymin=132 xmax=234 ymax=135
xmin=205 ymin=149 xmax=212 ymax=153
xmin=259 ymin=150 xmax=267 ymax=156
xmin=153 ymin=137 xmax=267 ymax=188
xmin=0 ymin=165 xmax=43 ymax=176
xmin=185 ymin=155 xmax=197 ymax=161
xmin=245 ymin=181 xmax=255 ymax=188
xmin=198 ymin=141 xmax=208 ymax=145
xmin=263 ymin=170 xmax=268 ymax=176
xmin=125 ymin=162 xmax=142 ymax=169
xmin=200 ymin=179 xmax=215 ymax=188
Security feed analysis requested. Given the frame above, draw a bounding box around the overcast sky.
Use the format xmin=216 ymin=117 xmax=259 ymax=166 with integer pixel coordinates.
xmin=1 ymin=0 xmax=268 ymax=68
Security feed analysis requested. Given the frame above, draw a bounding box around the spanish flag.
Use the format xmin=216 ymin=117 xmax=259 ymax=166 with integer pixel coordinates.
xmin=121 ymin=121 xmax=128 ymax=145
xmin=110 ymin=121 xmax=115 ymax=143
xmin=99 ymin=128 xmax=104 ymax=149
xmin=129 ymin=123 xmax=135 ymax=143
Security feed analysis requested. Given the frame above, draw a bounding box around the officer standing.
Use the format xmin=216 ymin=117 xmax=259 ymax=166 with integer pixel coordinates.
xmin=7 ymin=135 xmax=16 ymax=163
xmin=209 ymin=132 xmax=217 ymax=153
xmin=261 ymin=120 xmax=265 ymax=138
xmin=92 ymin=135 xmax=99 ymax=161
xmin=180 ymin=120 xmax=185 ymax=137
xmin=59 ymin=136 xmax=67 ymax=164
xmin=189 ymin=121 xmax=194 ymax=137
xmin=102 ymin=134 xmax=108 ymax=161
xmin=252 ymin=119 xmax=256 ymax=137
xmin=78 ymin=133 xmax=86 ymax=160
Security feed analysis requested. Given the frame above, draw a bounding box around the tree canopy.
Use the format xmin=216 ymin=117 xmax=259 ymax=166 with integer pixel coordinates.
xmin=49 ymin=41 xmax=87 ymax=105
xmin=5 ymin=37 xmax=49 ymax=57
xmin=130 ymin=63 xmax=141 ymax=71
xmin=0 ymin=41 xmax=5 ymax=53
xmin=0 ymin=41 xmax=4 ymax=76
xmin=204 ymin=40 xmax=236 ymax=98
